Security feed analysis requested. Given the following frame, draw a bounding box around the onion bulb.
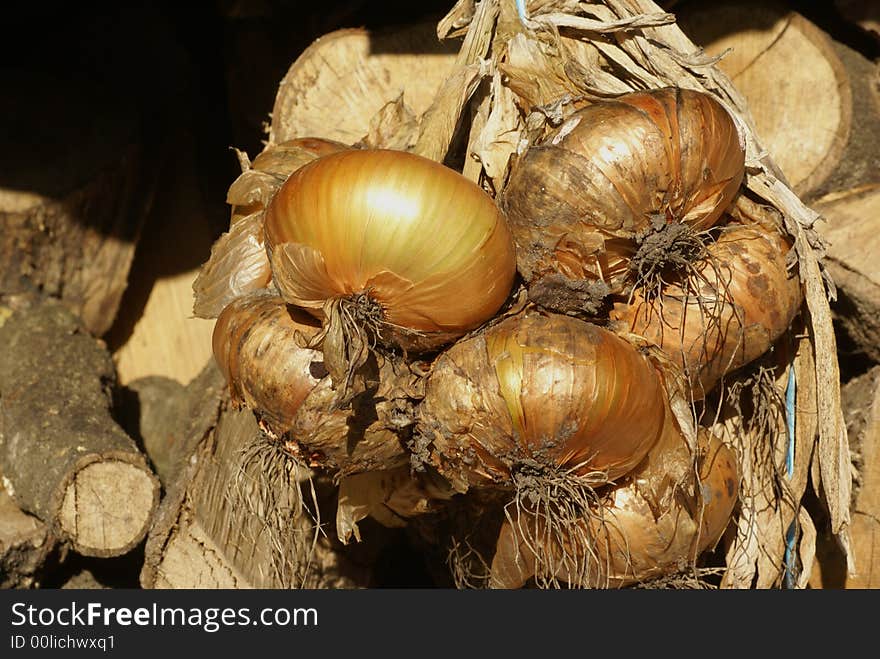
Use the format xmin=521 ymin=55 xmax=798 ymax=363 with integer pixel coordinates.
xmin=500 ymin=87 xmax=744 ymax=308
xmin=212 ymin=289 xmax=325 ymax=431
xmin=610 ymin=222 xmax=803 ymax=398
xmin=194 ymin=137 xmax=349 ymax=319
xmin=489 ymin=427 xmax=740 ymax=589
xmin=213 ymin=290 xmax=418 ymax=474
xmin=263 ymin=149 xmax=517 ymax=377
xmin=417 ymin=309 xmax=668 ymax=493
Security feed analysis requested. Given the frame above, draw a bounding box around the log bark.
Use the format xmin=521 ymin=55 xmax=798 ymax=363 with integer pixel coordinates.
xmin=814 ymin=189 xmax=880 ymax=364
xmin=0 ymin=470 xmax=57 ymax=588
xmin=677 ymin=0 xmax=880 ymax=203
xmin=120 ymin=375 xmax=188 ymax=486
xmin=140 ymin=361 xmax=376 ymax=589
xmin=0 ymin=295 xmax=160 ymax=558
xmin=842 ymin=367 xmax=880 ymax=588
xmin=0 ymin=71 xmax=155 ymax=337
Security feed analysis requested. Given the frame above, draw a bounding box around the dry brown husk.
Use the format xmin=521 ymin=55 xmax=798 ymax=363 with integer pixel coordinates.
xmin=193 ymin=138 xmax=349 ymax=319
xmin=336 ymin=465 xmax=456 ymax=544
xmin=416 ymin=0 xmax=851 ymax=586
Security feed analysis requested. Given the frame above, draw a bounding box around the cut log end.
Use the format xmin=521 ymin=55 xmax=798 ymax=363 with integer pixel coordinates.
xmin=678 ymin=0 xmax=879 ymax=203
xmin=58 ymin=459 xmax=159 ymax=558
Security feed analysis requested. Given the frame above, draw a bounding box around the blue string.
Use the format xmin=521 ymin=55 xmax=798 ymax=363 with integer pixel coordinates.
xmin=516 ymin=0 xmax=529 ymax=25
xmin=783 ymin=365 xmax=797 ymax=588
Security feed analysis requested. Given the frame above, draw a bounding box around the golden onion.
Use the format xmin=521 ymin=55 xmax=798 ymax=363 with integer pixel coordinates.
xmin=501 ymin=87 xmax=745 ymax=306
xmin=489 ymin=426 xmax=740 ymax=589
xmin=264 ymin=148 xmax=517 ymax=354
xmin=417 ymin=309 xmax=668 ymax=493
xmin=212 ymin=289 xmax=324 ymax=432
xmin=212 ymin=290 xmax=415 ymax=474
xmin=610 ymin=222 xmax=803 ymax=398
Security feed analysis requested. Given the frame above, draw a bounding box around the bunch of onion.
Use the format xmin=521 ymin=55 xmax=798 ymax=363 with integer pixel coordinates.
xmin=610 ymin=218 xmax=803 ymax=399
xmin=212 ymin=289 xmax=423 ymax=475
xmin=263 ymin=148 xmax=517 ymax=398
xmin=193 ymin=137 xmax=348 ymax=319
xmin=500 ymin=87 xmax=745 ymax=314
xmin=489 ymin=424 xmax=740 ymax=589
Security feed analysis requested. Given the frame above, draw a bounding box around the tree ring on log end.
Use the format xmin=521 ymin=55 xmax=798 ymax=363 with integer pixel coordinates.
xmin=58 ymin=459 xmax=159 ymax=557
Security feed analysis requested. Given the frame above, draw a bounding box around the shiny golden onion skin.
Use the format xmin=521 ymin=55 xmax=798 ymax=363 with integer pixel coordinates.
xmin=610 ymin=223 xmax=803 ymax=399
xmin=264 ymin=148 xmax=517 ymax=352
xmin=212 ymin=290 xmax=415 ymax=475
xmin=489 ymin=427 xmax=740 ymax=589
xmin=501 ymin=87 xmax=745 ymax=299
xmin=418 ymin=309 xmax=668 ymax=493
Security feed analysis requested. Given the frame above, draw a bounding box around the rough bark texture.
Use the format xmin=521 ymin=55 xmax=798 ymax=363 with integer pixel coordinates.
xmin=120 ymin=375 xmax=188 ymax=486
xmin=140 ymin=361 xmax=376 ymax=589
xmin=0 ymin=71 xmax=155 ymax=337
xmin=0 ymin=470 xmax=56 ymax=588
xmin=842 ymin=367 xmax=880 ymax=587
xmin=0 ymin=295 xmax=160 ymax=557
xmin=815 ymin=189 xmax=880 ymax=364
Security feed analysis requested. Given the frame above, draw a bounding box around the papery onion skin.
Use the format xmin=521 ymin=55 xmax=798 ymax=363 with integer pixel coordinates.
xmin=212 ymin=290 xmax=325 ymax=431
xmin=228 ymin=137 xmax=349 ymax=223
xmin=610 ymin=223 xmax=803 ymax=399
xmin=194 ymin=137 xmax=349 ymax=319
xmin=501 ymin=87 xmax=744 ymax=297
xmin=489 ymin=427 xmax=740 ymax=589
xmin=264 ymin=148 xmax=517 ymax=351
xmin=419 ymin=309 xmax=667 ymax=492
xmin=193 ymin=212 xmax=274 ymax=319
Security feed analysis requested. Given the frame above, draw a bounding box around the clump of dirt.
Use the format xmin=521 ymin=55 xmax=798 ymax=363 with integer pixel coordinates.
xmin=527 ymin=273 xmax=611 ymax=316
xmin=630 ymin=217 xmax=708 ymax=293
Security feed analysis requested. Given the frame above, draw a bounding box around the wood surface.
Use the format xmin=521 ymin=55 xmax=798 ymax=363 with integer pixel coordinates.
xmin=0 ymin=296 xmax=160 ymax=558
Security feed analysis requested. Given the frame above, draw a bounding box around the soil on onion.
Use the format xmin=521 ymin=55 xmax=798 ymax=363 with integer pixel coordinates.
xmin=527 ymin=273 xmax=611 ymax=316
xmin=630 ymin=217 xmax=710 ymax=295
